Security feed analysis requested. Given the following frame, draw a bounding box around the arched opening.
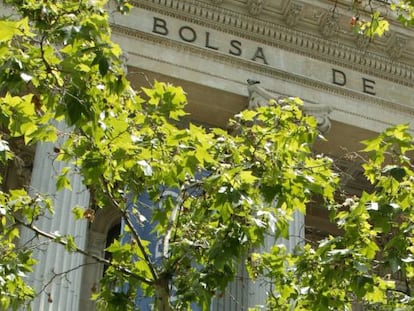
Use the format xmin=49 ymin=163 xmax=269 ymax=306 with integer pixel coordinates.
xmin=103 ymin=222 xmax=121 ymax=275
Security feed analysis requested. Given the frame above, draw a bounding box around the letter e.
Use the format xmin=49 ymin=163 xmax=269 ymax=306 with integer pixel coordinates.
xmin=362 ymin=78 xmax=376 ymax=95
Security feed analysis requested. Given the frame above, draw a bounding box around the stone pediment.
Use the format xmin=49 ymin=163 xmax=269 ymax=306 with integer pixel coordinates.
xmin=247 ymin=84 xmax=332 ymax=134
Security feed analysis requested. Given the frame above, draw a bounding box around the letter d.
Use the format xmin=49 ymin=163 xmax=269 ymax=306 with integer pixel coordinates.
xmin=332 ymin=69 xmax=346 ymax=86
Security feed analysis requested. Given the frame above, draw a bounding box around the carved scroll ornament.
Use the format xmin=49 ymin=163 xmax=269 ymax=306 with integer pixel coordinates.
xmin=247 ymin=84 xmax=331 ymax=134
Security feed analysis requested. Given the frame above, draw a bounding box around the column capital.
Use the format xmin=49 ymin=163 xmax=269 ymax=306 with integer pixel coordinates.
xmin=247 ymin=84 xmax=332 ymax=134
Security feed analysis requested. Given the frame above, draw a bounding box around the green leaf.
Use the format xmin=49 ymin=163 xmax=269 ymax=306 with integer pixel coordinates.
xmin=0 ymin=18 xmax=31 ymax=42
xmin=98 ymin=56 xmax=110 ymax=76
xmin=65 ymin=235 xmax=77 ymax=252
xmin=384 ymin=166 xmax=406 ymax=182
xmin=56 ymin=167 xmax=72 ymax=191
xmin=72 ymin=206 xmax=85 ymax=220
xmin=239 ymin=170 xmax=257 ymax=184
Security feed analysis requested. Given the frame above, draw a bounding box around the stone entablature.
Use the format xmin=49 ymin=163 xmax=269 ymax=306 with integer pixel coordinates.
xmin=111 ymin=11 xmax=414 ymax=100
xmin=108 ymin=0 xmax=414 ymax=133
xmin=128 ymin=0 xmax=414 ymax=86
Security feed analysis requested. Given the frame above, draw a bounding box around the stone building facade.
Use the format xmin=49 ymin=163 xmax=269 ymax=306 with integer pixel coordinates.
xmin=5 ymin=0 xmax=414 ymax=310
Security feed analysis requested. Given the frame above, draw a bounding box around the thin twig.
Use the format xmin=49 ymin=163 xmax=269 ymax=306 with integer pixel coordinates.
xmin=15 ymin=217 xmax=153 ymax=285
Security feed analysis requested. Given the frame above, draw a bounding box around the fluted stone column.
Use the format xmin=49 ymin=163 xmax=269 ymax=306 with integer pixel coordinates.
xmin=211 ymin=84 xmax=317 ymax=310
xmin=210 ymin=211 xmax=304 ymax=311
xmin=21 ymin=141 xmax=90 ymax=311
xmin=210 ymin=263 xmax=249 ymax=310
xmin=246 ymin=210 xmax=304 ymax=309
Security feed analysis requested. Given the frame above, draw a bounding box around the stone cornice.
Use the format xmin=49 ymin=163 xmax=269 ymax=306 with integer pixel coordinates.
xmin=129 ymin=0 xmax=413 ymax=87
xmin=112 ymin=24 xmax=414 ymax=122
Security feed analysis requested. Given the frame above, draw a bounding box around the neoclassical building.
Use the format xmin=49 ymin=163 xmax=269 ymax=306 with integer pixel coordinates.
xmin=4 ymin=0 xmax=414 ymax=310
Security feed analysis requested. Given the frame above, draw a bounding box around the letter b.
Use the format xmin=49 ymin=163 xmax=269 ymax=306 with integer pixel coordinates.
xmin=153 ymin=17 xmax=168 ymax=35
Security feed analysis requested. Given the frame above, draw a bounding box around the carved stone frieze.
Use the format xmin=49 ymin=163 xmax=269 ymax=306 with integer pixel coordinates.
xmin=319 ymin=13 xmax=339 ymax=38
xmin=246 ymin=0 xmax=266 ymax=16
xmin=247 ymin=84 xmax=332 ymax=133
xmin=285 ymin=3 xmax=303 ymax=28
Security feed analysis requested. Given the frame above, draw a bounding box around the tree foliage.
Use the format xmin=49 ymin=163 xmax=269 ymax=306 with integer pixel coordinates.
xmin=252 ymin=125 xmax=414 ymax=310
xmin=349 ymin=0 xmax=414 ymax=37
xmin=0 ymin=0 xmax=413 ymax=311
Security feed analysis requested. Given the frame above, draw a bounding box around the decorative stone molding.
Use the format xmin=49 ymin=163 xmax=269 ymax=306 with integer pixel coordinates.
xmin=120 ymin=51 xmax=129 ymax=74
xmin=246 ymin=0 xmax=266 ymax=16
xmin=209 ymin=0 xmax=224 ymax=4
xmin=285 ymin=3 xmax=303 ymax=28
xmin=247 ymin=84 xmax=332 ymax=133
xmin=319 ymin=12 xmax=339 ymax=38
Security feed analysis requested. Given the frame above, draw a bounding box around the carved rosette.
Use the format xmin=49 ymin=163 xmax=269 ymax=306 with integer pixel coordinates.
xmin=386 ymin=35 xmax=407 ymax=60
xmin=246 ymin=0 xmax=266 ymax=16
xmin=247 ymin=84 xmax=331 ymax=133
xmin=285 ymin=3 xmax=303 ymax=28
xmin=319 ymin=13 xmax=339 ymax=38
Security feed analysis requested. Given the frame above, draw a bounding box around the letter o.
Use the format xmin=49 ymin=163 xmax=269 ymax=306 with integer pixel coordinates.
xmin=179 ymin=26 xmax=197 ymax=43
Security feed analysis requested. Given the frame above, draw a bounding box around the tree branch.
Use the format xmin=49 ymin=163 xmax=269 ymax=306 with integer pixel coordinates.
xmin=14 ymin=217 xmax=153 ymax=285
xmin=99 ymin=175 xmax=159 ymax=281
xmin=122 ymin=210 xmax=159 ymax=280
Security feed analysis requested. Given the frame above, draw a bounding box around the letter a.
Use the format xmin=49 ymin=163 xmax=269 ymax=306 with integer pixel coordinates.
xmin=251 ymin=47 xmax=268 ymax=65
